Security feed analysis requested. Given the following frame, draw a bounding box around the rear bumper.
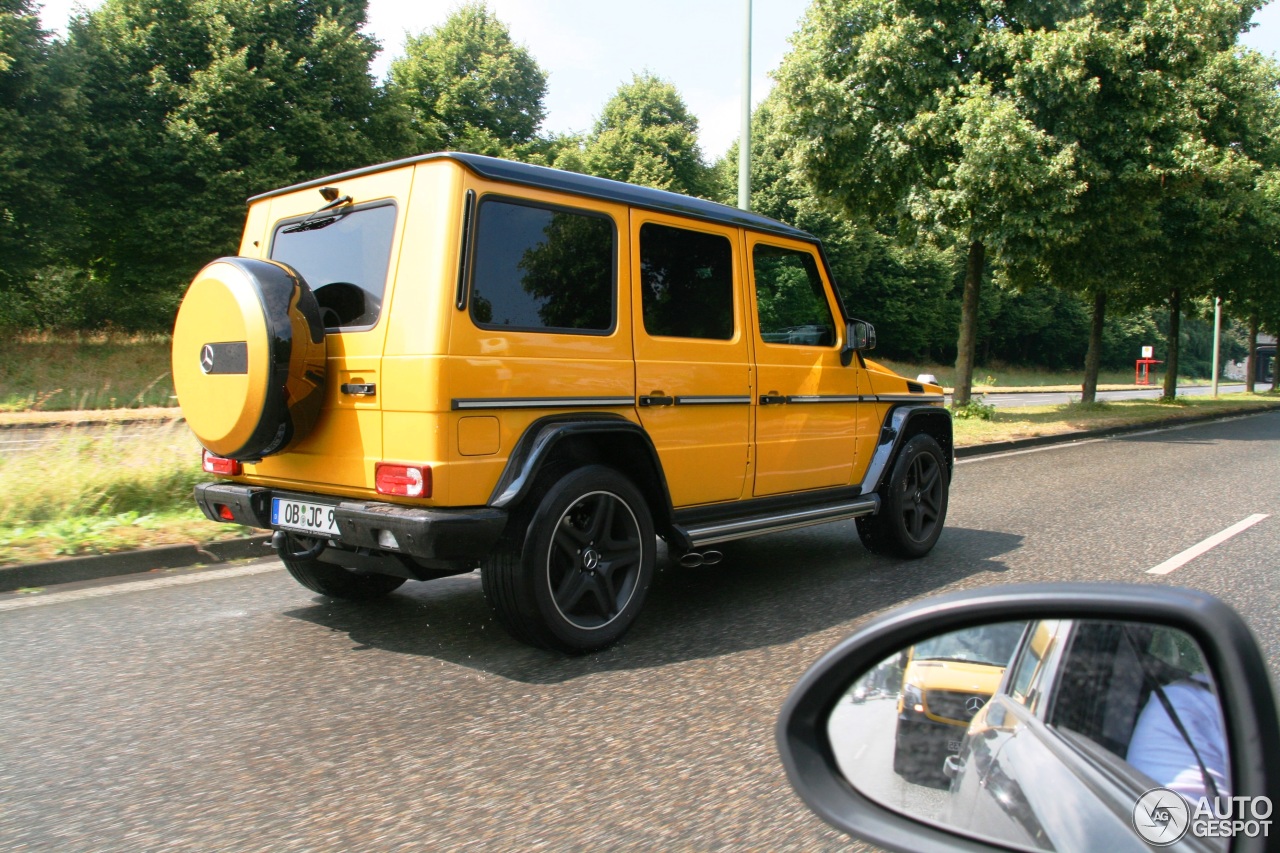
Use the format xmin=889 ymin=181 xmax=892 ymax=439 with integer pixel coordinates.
xmin=194 ymin=482 xmax=508 ymax=564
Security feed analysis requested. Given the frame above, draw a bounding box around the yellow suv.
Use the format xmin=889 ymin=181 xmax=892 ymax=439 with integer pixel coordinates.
xmin=172 ymin=153 xmax=951 ymax=653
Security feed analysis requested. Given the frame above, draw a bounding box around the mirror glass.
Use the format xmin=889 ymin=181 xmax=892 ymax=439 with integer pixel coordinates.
xmin=827 ymin=620 xmax=1232 ymax=852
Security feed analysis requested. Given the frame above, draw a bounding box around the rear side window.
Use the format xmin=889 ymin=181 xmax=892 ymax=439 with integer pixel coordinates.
xmin=270 ymin=202 xmax=396 ymax=330
xmin=469 ymin=198 xmax=615 ymax=333
xmin=639 ymin=223 xmax=734 ymax=340
xmin=753 ymin=244 xmax=835 ymax=346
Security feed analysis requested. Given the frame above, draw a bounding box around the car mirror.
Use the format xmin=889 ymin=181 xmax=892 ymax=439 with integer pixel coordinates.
xmin=777 ymin=584 xmax=1280 ymax=853
xmin=841 ymin=319 xmax=876 ymax=365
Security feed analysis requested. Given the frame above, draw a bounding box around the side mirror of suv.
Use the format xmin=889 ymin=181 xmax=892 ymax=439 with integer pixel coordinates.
xmin=841 ymin=320 xmax=876 ymax=365
xmin=776 ymin=583 xmax=1280 ymax=853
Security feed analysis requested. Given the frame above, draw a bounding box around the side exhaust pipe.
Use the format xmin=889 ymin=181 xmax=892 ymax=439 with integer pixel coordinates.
xmin=677 ymin=550 xmax=723 ymax=568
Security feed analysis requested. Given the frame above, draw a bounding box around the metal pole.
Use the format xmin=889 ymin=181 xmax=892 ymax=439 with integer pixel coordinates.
xmin=1211 ymin=296 xmax=1221 ymax=398
xmin=737 ymin=0 xmax=752 ymax=211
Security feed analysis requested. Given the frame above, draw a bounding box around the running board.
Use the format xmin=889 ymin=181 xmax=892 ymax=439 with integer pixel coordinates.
xmin=678 ymin=497 xmax=880 ymax=547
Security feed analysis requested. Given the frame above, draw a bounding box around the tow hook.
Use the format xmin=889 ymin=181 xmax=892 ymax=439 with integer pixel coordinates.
xmin=272 ymin=530 xmax=326 ymax=561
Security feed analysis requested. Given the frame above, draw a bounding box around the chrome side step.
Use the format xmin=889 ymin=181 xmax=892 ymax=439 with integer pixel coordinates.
xmin=679 ymin=497 xmax=880 ymax=547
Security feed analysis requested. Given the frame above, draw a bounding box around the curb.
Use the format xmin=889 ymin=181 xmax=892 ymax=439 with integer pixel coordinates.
xmin=3 ymin=403 xmax=1277 ymax=593
xmin=0 ymin=535 xmax=273 ymax=593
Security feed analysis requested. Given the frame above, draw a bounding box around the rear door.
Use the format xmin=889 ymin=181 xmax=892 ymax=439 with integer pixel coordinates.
xmin=630 ymin=212 xmax=751 ymax=507
xmin=249 ymin=169 xmax=408 ymax=492
xmin=746 ymin=235 xmax=859 ymax=496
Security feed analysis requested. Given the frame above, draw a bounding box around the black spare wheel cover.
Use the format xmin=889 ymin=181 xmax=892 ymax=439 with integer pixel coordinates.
xmin=172 ymin=257 xmax=327 ymax=461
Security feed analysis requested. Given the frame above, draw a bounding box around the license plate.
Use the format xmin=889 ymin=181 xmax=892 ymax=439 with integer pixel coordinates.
xmin=271 ymin=498 xmax=340 ymax=537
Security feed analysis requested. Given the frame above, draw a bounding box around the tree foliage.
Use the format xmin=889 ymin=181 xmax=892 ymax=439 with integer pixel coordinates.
xmin=64 ymin=0 xmax=386 ymax=328
xmin=570 ymin=73 xmax=713 ymax=198
xmin=0 ymin=0 xmax=81 ymax=318
xmin=387 ymin=3 xmax=547 ymax=157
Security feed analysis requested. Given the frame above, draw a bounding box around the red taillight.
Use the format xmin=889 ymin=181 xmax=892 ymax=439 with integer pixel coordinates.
xmin=375 ymin=463 xmax=431 ymax=498
xmin=216 ymin=504 xmax=236 ymax=521
xmin=202 ymin=449 xmax=242 ymax=476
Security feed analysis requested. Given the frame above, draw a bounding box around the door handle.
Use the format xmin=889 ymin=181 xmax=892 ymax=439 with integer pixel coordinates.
xmin=341 ymin=383 xmax=377 ymax=397
xmin=639 ymin=393 xmax=675 ymax=407
xmin=759 ymin=393 xmax=787 ymax=405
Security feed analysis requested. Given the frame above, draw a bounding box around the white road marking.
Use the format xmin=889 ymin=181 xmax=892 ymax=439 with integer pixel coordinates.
xmin=1146 ymin=514 xmax=1271 ymax=575
xmin=0 ymin=561 xmax=281 ymax=612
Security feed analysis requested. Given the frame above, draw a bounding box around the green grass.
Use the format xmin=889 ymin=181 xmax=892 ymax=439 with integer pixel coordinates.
xmin=952 ymin=392 xmax=1280 ymax=445
xmin=0 ymin=331 xmax=175 ymax=412
xmin=0 ymin=420 xmax=254 ymax=564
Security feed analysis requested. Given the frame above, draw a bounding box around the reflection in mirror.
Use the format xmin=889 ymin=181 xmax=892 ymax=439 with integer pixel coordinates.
xmin=827 ymin=620 xmax=1231 ymax=852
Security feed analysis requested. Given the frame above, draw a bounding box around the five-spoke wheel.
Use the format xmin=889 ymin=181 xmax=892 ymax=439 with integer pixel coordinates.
xmin=856 ymin=433 xmax=949 ymax=558
xmin=483 ymin=465 xmax=655 ymax=653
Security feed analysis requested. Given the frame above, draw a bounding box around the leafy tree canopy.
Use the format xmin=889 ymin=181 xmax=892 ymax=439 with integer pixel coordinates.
xmin=573 ymin=72 xmax=713 ymax=198
xmin=387 ymin=3 xmax=547 ymax=156
xmin=66 ymin=0 xmax=386 ymax=327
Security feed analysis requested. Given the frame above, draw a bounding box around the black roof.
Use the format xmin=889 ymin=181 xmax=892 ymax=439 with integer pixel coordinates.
xmin=248 ymin=151 xmax=814 ymax=242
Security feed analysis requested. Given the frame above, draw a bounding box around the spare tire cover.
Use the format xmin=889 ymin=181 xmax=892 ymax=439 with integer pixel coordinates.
xmin=172 ymin=257 xmax=327 ymax=461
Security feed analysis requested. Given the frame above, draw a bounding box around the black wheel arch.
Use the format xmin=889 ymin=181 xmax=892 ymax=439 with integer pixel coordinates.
xmin=487 ymin=414 xmax=676 ymax=536
xmin=859 ymin=404 xmax=954 ymax=496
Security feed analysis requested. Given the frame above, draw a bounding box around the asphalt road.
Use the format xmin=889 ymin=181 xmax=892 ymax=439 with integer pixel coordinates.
xmin=2 ymin=411 xmax=1277 ymax=851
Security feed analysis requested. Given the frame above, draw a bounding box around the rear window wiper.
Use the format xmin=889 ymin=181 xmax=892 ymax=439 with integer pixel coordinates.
xmin=282 ymin=194 xmax=353 ymax=234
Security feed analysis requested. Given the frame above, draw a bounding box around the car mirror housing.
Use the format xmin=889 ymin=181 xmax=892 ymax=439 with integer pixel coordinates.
xmin=841 ymin=319 xmax=876 ymax=365
xmin=776 ymin=584 xmax=1280 ymax=853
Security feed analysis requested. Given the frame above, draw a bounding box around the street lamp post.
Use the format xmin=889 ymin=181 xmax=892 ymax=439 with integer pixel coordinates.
xmin=738 ymin=0 xmax=752 ymax=211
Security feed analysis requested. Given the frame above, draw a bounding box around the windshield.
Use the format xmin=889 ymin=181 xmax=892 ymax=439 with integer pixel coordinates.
xmin=912 ymin=622 xmax=1027 ymax=668
xmin=270 ymin=202 xmax=396 ymax=330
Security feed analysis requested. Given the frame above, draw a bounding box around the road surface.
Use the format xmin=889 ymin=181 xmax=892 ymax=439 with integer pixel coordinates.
xmin=2 ymin=411 xmax=1277 ymax=851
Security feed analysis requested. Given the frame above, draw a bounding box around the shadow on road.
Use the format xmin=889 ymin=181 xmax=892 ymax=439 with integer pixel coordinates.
xmin=283 ymin=524 xmax=1022 ymax=684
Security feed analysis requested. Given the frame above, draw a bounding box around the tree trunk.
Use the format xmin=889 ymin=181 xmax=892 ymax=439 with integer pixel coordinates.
xmin=1161 ymin=288 xmax=1181 ymax=401
xmin=1081 ymin=290 xmax=1107 ymax=405
xmin=952 ymin=240 xmax=985 ymax=407
xmin=1246 ymin=314 xmax=1258 ymax=394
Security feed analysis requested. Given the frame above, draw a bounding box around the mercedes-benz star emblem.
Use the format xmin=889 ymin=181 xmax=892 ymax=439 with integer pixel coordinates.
xmin=200 ymin=344 xmax=216 ymax=374
xmin=582 ymin=549 xmax=601 ymax=571
xmin=965 ymin=696 xmax=985 ymax=714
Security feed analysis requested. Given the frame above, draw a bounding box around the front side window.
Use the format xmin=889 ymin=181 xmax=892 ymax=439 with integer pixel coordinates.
xmin=639 ymin=223 xmax=735 ymax=340
xmin=469 ymin=198 xmax=615 ymax=333
xmin=270 ymin=203 xmax=396 ymax=330
xmin=753 ymin=244 xmax=836 ymax=346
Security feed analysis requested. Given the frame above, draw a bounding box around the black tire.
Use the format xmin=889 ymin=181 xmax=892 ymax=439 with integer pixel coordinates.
xmin=282 ymin=555 xmax=406 ymax=601
xmin=858 ymin=433 xmax=949 ymax=558
xmin=482 ymin=465 xmax=655 ymax=653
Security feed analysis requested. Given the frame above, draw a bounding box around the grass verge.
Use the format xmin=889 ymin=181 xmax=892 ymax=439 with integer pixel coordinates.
xmin=0 ymin=420 xmax=254 ymax=565
xmin=1 ymin=394 xmax=1276 ymax=566
xmin=0 ymin=331 xmax=175 ymax=412
xmin=952 ymin=392 xmax=1280 ymax=445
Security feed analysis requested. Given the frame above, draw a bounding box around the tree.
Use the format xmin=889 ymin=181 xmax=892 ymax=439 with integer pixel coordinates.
xmin=777 ymin=0 xmax=1087 ymax=405
xmin=65 ymin=0 xmax=387 ymax=328
xmin=718 ymin=96 xmax=955 ymax=361
xmin=387 ymin=4 xmax=546 ymax=157
xmin=573 ymin=73 xmax=713 ymax=198
xmin=0 ymin=0 xmax=82 ymax=325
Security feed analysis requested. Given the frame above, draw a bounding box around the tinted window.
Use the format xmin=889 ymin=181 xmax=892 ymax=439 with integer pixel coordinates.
xmin=639 ymin=223 xmax=734 ymax=340
xmin=470 ymin=199 xmax=614 ymax=333
xmin=753 ymin=245 xmax=835 ymax=346
xmin=271 ymin=203 xmax=396 ymax=329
